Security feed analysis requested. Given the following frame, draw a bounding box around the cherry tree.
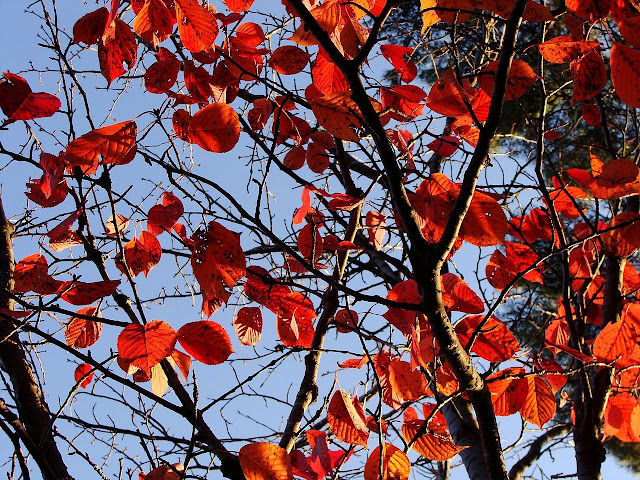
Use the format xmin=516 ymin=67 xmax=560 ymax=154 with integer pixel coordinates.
xmin=2 ymin=1 xmax=640 ymax=480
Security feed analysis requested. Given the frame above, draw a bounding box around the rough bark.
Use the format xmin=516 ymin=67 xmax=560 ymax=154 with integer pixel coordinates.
xmin=0 ymin=198 xmax=74 ymax=480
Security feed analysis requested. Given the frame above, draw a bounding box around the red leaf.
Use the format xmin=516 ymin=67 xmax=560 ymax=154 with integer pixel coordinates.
xmin=65 ymin=307 xmax=102 ymax=349
xmin=39 ymin=152 xmax=67 ymax=199
xmin=388 ymin=359 xmax=429 ymax=402
xmin=487 ymin=367 xmax=527 ymax=416
xmin=116 ymin=231 xmax=162 ymax=277
xmin=73 ymin=8 xmax=108 ymax=44
xmin=401 ymin=405 xmax=464 ymax=461
xmin=189 ymin=103 xmax=241 ymax=153
xmin=289 ymin=0 xmax=340 ymax=46
xmin=582 ymin=103 xmax=601 ymax=127
xmin=13 ymin=254 xmax=62 ymax=296
xmin=147 ymin=191 xmax=184 ymax=234
xmin=133 ymin=0 xmax=175 ymax=48
xmin=611 ymin=42 xmax=640 ymax=108
xmin=74 ymin=363 xmax=94 ymax=388
xmin=327 ymin=390 xmax=369 ymax=446
xmin=224 ymin=0 xmax=255 ymax=12
xmin=427 ymin=136 xmax=459 ymax=157
xmin=380 ymin=85 xmax=426 ymax=123
xmin=441 ymin=273 xmax=484 ymax=314
xmin=144 ymin=49 xmax=180 ymax=94
xmin=455 ymin=315 xmax=519 ymax=362
xmin=364 ymin=444 xmax=410 ymax=480
xmin=478 ymin=58 xmax=538 ymax=101
xmin=174 ymin=0 xmax=219 ymax=53
xmin=291 ymin=430 xmax=347 ymax=480
xmin=58 ymin=280 xmax=121 ymax=305
xmin=380 ymin=44 xmax=417 ymax=83
xmin=383 ymin=279 xmax=422 ymax=335
xmin=117 ymin=320 xmax=176 ymax=373
xmin=593 ymin=304 xmax=640 ymax=363
xmin=537 ymin=36 xmax=600 ymax=63
xmin=276 ymin=292 xmax=316 ymax=348
xmin=270 ymin=46 xmax=310 ymax=75
xmin=25 ymin=178 xmax=68 ymax=208
xmin=239 ymin=443 xmax=292 ymax=480
xmin=172 ymin=109 xmax=192 ymax=141
xmin=191 ymin=221 xmax=246 ymax=314
xmin=366 ymin=210 xmax=386 ymax=250
xmin=519 ymin=375 xmax=556 ymax=427
xmin=425 ymin=72 xmax=474 ymax=117
xmin=570 ymin=49 xmax=607 ymax=104
xmin=334 ymin=309 xmax=358 ymax=333
xmin=65 ymin=120 xmax=137 ymax=173
xmin=176 ymin=320 xmax=234 ymax=365
xmin=0 ymin=72 xmax=61 ymax=125
xmin=99 ymin=19 xmax=138 ymax=85
xmin=233 ymin=306 xmax=263 ymax=346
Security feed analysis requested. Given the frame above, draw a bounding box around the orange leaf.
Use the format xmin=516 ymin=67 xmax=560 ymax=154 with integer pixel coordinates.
xmin=388 ymin=359 xmax=428 ymax=402
xmin=364 ymin=444 xmax=410 ymax=480
xmin=537 ymin=36 xmax=600 ymax=63
xmin=133 ymin=0 xmax=175 ymax=48
xmin=174 ymin=0 xmax=219 ymax=53
xmin=602 ymin=212 xmax=640 ymax=258
xmin=148 ymin=191 xmax=184 ymax=234
xmin=169 ymin=349 xmax=191 ymax=381
xmin=117 ymin=320 xmax=176 ymax=373
xmin=455 ymin=315 xmax=519 ymax=362
xmin=519 ymin=375 xmax=556 ymax=427
xmin=487 ymin=367 xmax=527 ymax=416
xmin=270 ymin=46 xmax=310 ymax=75
xmin=276 ymin=292 xmax=316 ymax=348
xmin=191 ymin=221 xmax=246 ymax=313
xmin=74 ymin=363 xmax=94 ymax=388
xmin=327 ymin=390 xmax=369 ymax=446
xmin=116 ymin=231 xmax=162 ymax=277
xmin=240 ymin=443 xmax=292 ymax=480
xmin=65 ymin=307 xmax=102 ymax=349
xmin=189 ymin=103 xmax=241 ymax=153
xmin=233 ymin=306 xmax=263 ymax=346
xmin=441 ymin=272 xmax=484 ymax=314
xmin=310 ymin=92 xmax=362 ymax=142
xmin=589 ymin=158 xmax=640 ymax=199
xmin=312 ymin=49 xmax=349 ymax=94
xmin=593 ymin=304 xmax=640 ymax=363
xmin=611 ymin=43 xmax=640 ymax=108
xmin=401 ymin=411 xmax=464 ymax=461
xmin=478 ymin=58 xmax=538 ymax=101
xmin=224 ymin=0 xmax=255 ymax=12
xmin=58 ymin=280 xmax=121 ymax=305
xmin=289 ymin=1 xmax=341 ymax=46
xmin=99 ymin=19 xmax=138 ymax=85
xmin=65 ymin=120 xmax=137 ymax=173
xmin=140 ymin=464 xmax=184 ymax=480
xmin=176 ymin=320 xmax=234 ymax=365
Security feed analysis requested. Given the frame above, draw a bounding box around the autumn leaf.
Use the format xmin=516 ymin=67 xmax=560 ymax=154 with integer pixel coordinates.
xmin=99 ymin=18 xmax=138 ymax=85
xmin=139 ymin=463 xmax=184 ymax=480
xmin=115 ymin=231 xmax=162 ymax=277
xmin=380 ymin=44 xmax=417 ymax=83
xmin=441 ymin=272 xmax=484 ymax=314
xmin=478 ymin=58 xmax=538 ymax=101
xmin=133 ymin=0 xmax=175 ymax=48
xmin=188 ymin=103 xmax=241 ymax=153
xmin=58 ymin=280 xmax=121 ymax=305
xmin=233 ymin=306 xmax=263 ymax=346
xmin=176 ymin=320 xmax=234 ymax=365
xmin=290 ymin=430 xmax=348 ymax=480
xmin=276 ymin=292 xmax=316 ymax=348
xmin=74 ymin=363 xmax=94 ymax=388
xmin=327 ymin=390 xmax=369 ymax=447
xmin=611 ymin=43 xmax=640 ymax=109
xmin=401 ymin=405 xmax=464 ymax=461
xmin=13 ymin=253 xmax=62 ymax=296
xmin=0 ymin=72 xmax=61 ymax=125
xmin=65 ymin=306 xmax=102 ymax=349
xmin=73 ymin=7 xmax=109 ymax=45
xmin=147 ymin=191 xmax=184 ymax=234
xmin=117 ymin=320 xmax=176 ymax=373
xmin=191 ymin=221 xmax=245 ymax=314
xmin=239 ymin=443 xmax=293 ymax=480
xmin=388 ymin=359 xmax=429 ymax=402
xmin=519 ymin=375 xmax=556 ymax=428
xmin=454 ymin=315 xmax=520 ymax=362
xmin=289 ymin=0 xmax=341 ymax=46
xmin=537 ymin=36 xmax=600 ymax=63
xmin=174 ymin=0 xmax=219 ymax=53
xmin=487 ymin=367 xmax=528 ymax=416
xmin=364 ymin=444 xmax=410 ymax=480
xmin=65 ymin=120 xmax=137 ymax=173
xmin=270 ymin=46 xmax=310 ymax=75
xmin=570 ymin=49 xmax=606 ymax=104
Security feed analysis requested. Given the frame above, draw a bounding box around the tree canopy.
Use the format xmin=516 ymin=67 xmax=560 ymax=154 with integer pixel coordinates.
xmin=2 ymin=1 xmax=640 ymax=480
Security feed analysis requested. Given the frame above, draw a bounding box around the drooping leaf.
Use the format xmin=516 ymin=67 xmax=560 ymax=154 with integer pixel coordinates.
xmin=0 ymin=72 xmax=61 ymax=125
xmin=401 ymin=407 xmax=464 ymax=461
xmin=188 ymin=103 xmax=241 ymax=153
xmin=276 ymin=292 xmax=316 ymax=348
xmin=427 ymin=136 xmax=459 ymax=157
xmin=487 ymin=367 xmax=528 ymax=416
xmin=570 ymin=49 xmax=607 ymax=104
xmin=478 ymin=58 xmax=538 ymax=101
xmin=72 ymin=7 xmax=109 ymax=45
xmin=327 ymin=390 xmax=369 ymax=447
xmin=383 ymin=279 xmax=422 ymax=335
xmin=519 ymin=375 xmax=556 ymax=427
xmin=537 ymin=36 xmax=600 ymax=63
xmin=176 ymin=320 xmax=234 ymax=365
xmin=144 ymin=49 xmax=181 ymax=94
xmin=191 ymin=221 xmax=246 ymax=314
xmin=117 ymin=320 xmax=176 ymax=373
xmin=116 ymin=231 xmax=162 ymax=277
xmin=74 ymin=363 xmax=94 ymax=388
xmin=147 ymin=191 xmax=184 ymax=234
xmin=290 ymin=430 xmax=347 ymax=480
xmin=174 ymin=0 xmax=219 ymax=53
xmin=133 ymin=0 xmax=175 ymax=48
xmin=233 ymin=306 xmax=263 ymax=346
xmin=602 ymin=212 xmax=640 ymax=258
xmin=388 ymin=359 xmax=428 ymax=402
xmin=65 ymin=307 xmax=102 ymax=349
xmin=441 ymin=272 xmax=484 ymax=314
xmin=380 ymin=44 xmax=417 ymax=83
xmin=240 ymin=443 xmax=293 ymax=480
xmin=99 ymin=18 xmax=138 ymax=85
xmin=611 ymin=42 xmax=640 ymax=108
xmin=13 ymin=253 xmax=62 ymax=295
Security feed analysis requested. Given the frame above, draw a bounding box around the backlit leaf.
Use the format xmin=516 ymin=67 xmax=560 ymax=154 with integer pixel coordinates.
xmin=240 ymin=443 xmax=292 ymax=480
xmin=0 ymin=72 xmax=61 ymax=126
xmin=117 ymin=320 xmax=176 ymax=373
xmin=364 ymin=444 xmax=410 ymax=480
xmin=58 ymin=280 xmax=121 ymax=305
xmin=74 ymin=363 xmax=94 ymax=388
xmin=174 ymin=0 xmax=219 ymax=53
xmin=65 ymin=307 xmax=102 ymax=349
xmin=611 ymin=43 xmax=640 ymax=108
xmin=455 ymin=315 xmax=519 ymax=362
xmin=327 ymin=390 xmax=369 ymax=446
xmin=233 ymin=306 xmax=263 ymax=346
xmin=65 ymin=120 xmax=137 ymax=172
xmin=189 ymin=103 xmax=241 ymax=153
xmin=519 ymin=375 xmax=556 ymax=427
xmin=270 ymin=46 xmax=310 ymax=75
xmin=537 ymin=36 xmax=600 ymax=63
xmin=176 ymin=320 xmax=234 ymax=365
